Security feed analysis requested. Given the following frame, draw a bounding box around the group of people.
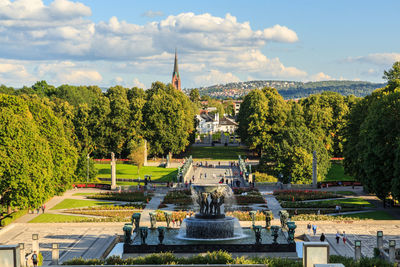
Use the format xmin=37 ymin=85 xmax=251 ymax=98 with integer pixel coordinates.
xmin=307 ymin=223 xmax=347 ymax=244
xmin=35 ymin=204 xmax=46 ymax=214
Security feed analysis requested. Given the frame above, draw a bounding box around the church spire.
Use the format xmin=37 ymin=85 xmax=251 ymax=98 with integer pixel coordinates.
xmin=172 ymin=48 xmax=181 ymax=90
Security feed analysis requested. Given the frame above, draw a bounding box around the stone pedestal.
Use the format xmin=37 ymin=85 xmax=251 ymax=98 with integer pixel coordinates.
xmin=354 ymin=240 xmax=361 ymax=260
xmin=312 ymin=151 xmax=317 ymax=188
xmin=111 ymin=152 xmax=117 ymax=190
xmin=32 ymin=234 xmax=39 ymax=254
xmin=19 ymin=243 xmax=25 ymax=267
xmin=377 ymin=231 xmax=383 ymax=250
xmin=389 ymin=240 xmax=396 ymax=263
xmin=52 ymin=243 xmax=59 ymax=265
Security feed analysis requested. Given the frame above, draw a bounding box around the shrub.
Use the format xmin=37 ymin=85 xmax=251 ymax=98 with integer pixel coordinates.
xmin=273 ymin=190 xmax=338 ymax=201
xmin=254 ymin=172 xmax=278 ymax=183
xmin=88 ymin=191 xmax=151 ymax=202
xmin=226 ymin=210 xmax=265 ymax=221
xmin=163 ymin=189 xmax=192 ymax=204
xmin=0 ymin=209 xmax=28 ymax=227
xmin=292 ymin=214 xmax=367 ymax=221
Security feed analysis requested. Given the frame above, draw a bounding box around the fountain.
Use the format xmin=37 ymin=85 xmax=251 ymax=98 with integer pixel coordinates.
xmin=122 ymin=184 xmax=296 ymax=256
xmin=177 ymin=184 xmax=244 ymax=240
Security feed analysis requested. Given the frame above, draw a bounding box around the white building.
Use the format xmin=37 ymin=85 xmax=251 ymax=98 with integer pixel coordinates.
xmin=196 ymin=113 xmax=238 ymax=134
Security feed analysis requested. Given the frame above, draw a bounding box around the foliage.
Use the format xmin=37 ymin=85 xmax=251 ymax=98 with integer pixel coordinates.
xmin=0 ymin=94 xmax=77 ymax=210
xmin=292 ymin=211 xmax=396 ymax=221
xmin=273 ymin=190 xmax=338 ymax=201
xmin=344 ymin=66 xmax=400 ymax=201
xmin=329 ymin=255 xmax=396 ymax=267
xmin=254 ymin=172 xmax=278 ymax=183
xmin=127 ymin=138 xmax=146 ymax=174
xmin=29 ymin=213 xmax=132 ymax=223
xmin=74 ymin=152 xmax=97 ymax=182
xmin=143 ymin=82 xmax=195 ymax=156
xmin=0 ymin=209 xmax=28 ymax=226
xmin=225 ymin=210 xmax=265 ymax=221
xmin=155 ymin=210 xmax=195 ymax=222
xmin=163 ymin=189 xmax=192 ymax=204
xmin=324 ymin=162 xmax=354 ymax=181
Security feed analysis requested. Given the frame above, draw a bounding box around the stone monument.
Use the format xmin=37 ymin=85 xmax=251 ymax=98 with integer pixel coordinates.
xmin=143 ymin=140 xmax=148 ymax=167
xmin=312 ymin=151 xmax=317 ymax=188
xmin=111 ymin=152 xmax=117 ymax=190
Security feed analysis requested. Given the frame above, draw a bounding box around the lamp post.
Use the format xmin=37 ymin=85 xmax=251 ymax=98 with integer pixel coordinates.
xmin=87 ymin=154 xmax=90 ymax=183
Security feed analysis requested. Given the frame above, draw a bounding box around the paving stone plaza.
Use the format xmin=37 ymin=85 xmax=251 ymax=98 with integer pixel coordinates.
xmin=0 ymin=161 xmax=399 ymax=265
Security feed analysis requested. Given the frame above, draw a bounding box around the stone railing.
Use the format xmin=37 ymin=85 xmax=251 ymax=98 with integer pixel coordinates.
xmin=177 ymin=156 xmax=193 ymax=183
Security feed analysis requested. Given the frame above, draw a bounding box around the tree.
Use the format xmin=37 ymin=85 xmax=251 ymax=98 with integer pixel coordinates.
xmin=261 ymin=126 xmax=330 ymax=184
xmin=127 ymin=139 xmax=146 ymax=175
xmin=238 ymin=87 xmax=288 ymax=153
xmin=189 ymin=88 xmax=200 ymax=103
xmin=383 ymin=61 xmax=400 ymax=87
xmin=143 ymin=82 xmax=195 ymax=156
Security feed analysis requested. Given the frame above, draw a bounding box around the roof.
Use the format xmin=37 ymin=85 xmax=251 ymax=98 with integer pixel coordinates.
xmin=199 ymin=113 xmax=215 ymax=122
xmin=219 ymin=116 xmax=238 ymax=126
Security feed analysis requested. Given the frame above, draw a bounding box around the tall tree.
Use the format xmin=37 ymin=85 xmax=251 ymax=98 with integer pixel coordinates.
xmin=143 ymin=82 xmax=195 ymax=156
xmin=127 ymin=139 xmax=146 ymax=175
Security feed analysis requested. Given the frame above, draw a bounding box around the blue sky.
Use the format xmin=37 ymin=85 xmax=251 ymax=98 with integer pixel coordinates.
xmin=1 ymin=0 xmax=399 ymax=88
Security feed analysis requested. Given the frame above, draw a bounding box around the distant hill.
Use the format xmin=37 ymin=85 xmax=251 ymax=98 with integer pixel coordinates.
xmin=184 ymin=80 xmax=386 ymax=99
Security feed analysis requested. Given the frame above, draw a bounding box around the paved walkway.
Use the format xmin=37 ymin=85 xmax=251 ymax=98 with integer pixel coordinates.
xmin=139 ymin=193 xmax=165 ymax=227
xmin=263 ymin=194 xmax=283 ymax=218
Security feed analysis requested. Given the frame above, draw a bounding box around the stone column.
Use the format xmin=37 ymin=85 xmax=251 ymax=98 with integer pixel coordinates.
xmin=354 ymin=240 xmax=361 ymax=261
xmin=19 ymin=243 xmax=26 ymax=267
xmin=143 ymin=140 xmax=148 ymax=167
xmin=52 ymin=243 xmax=59 ymax=265
xmin=389 ymin=240 xmax=396 ymax=263
xmin=111 ymin=152 xmax=117 ymax=190
xmin=32 ymin=234 xmax=39 ymax=254
xmin=377 ymin=231 xmax=383 ymax=250
xmin=312 ymin=151 xmax=317 ymax=188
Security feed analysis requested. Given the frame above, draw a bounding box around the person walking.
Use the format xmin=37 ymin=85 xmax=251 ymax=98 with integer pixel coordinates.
xmin=342 ymin=231 xmax=347 ymax=244
xmin=312 ymin=224 xmax=317 ymax=235
xmin=42 ymin=204 xmax=46 ymax=213
xmin=336 ymin=231 xmax=340 ymax=244
xmin=307 ymin=223 xmax=311 ymax=234
xmin=320 ymin=233 xmax=326 ymax=242
xmin=32 ymin=251 xmax=38 ymax=267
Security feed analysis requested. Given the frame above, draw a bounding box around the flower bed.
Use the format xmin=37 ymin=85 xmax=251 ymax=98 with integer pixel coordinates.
xmin=88 ymin=191 xmax=151 ymax=202
xmin=234 ymin=188 xmax=265 ymax=204
xmin=225 ymin=210 xmax=265 ymax=221
xmin=155 ymin=210 xmax=195 ymax=222
xmin=162 ymin=189 xmax=192 ymax=205
xmin=292 ymin=214 xmax=367 ymax=221
xmin=273 ymin=190 xmax=338 ymax=201
xmin=280 ymin=201 xmax=368 ymax=209
xmin=67 ymin=210 xmax=139 ymax=218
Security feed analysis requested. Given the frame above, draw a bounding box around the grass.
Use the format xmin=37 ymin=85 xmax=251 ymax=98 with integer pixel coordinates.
xmin=183 ymin=146 xmax=250 ymax=160
xmin=29 ymin=214 xmax=93 ymax=223
xmin=316 ymin=197 xmax=374 ymax=207
xmin=50 ymin=199 xmax=113 ymax=210
xmin=95 ymin=164 xmax=177 ymax=182
xmin=339 ymin=211 xmax=396 ymax=220
xmin=324 ymin=162 xmax=354 ymax=181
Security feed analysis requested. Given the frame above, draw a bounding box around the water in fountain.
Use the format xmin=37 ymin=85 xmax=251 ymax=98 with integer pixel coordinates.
xmin=177 ymin=184 xmax=245 ymax=241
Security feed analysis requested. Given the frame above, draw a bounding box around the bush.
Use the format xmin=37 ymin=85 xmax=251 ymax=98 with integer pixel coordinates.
xmin=163 ymin=189 xmax=192 ymax=205
xmin=291 ymin=214 xmax=368 ymax=221
xmin=254 ymin=172 xmax=278 ymax=183
xmin=155 ymin=210 xmax=195 ymax=222
xmin=0 ymin=209 xmax=28 ymax=227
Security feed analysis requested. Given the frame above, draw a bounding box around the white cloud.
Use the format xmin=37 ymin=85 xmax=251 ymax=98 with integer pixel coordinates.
xmin=142 ymin=10 xmax=164 ymax=18
xmin=262 ymin=24 xmax=298 ymax=43
xmin=132 ymin=78 xmax=146 ymax=89
xmin=0 ymin=59 xmax=37 ymax=86
xmin=194 ymin=69 xmax=240 ymax=86
xmin=0 ymin=1 xmax=308 ymax=86
xmin=308 ymin=72 xmax=332 ymax=81
xmin=346 ymin=53 xmax=400 ymax=66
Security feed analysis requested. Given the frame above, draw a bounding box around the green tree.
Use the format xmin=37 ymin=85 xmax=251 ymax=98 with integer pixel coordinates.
xmin=143 ymin=82 xmax=194 ymax=156
xmin=383 ymin=61 xmax=400 ymax=88
xmin=189 ymin=88 xmax=200 ymax=103
xmin=127 ymin=139 xmax=146 ymax=175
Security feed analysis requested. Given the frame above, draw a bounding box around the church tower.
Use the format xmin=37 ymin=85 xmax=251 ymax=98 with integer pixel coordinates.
xmin=171 ymin=49 xmax=181 ymax=90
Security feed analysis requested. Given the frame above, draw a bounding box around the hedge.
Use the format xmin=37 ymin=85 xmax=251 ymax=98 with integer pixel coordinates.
xmin=0 ymin=209 xmax=28 ymax=227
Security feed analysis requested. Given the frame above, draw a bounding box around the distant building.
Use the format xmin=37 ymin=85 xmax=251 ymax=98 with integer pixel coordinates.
xmin=234 ymin=100 xmax=242 ymax=115
xmin=196 ymin=113 xmax=238 ymax=134
xmin=171 ymin=49 xmax=181 ymax=91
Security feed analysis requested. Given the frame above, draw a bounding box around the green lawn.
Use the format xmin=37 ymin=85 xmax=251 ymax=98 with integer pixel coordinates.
xmin=50 ymin=199 xmax=113 ymax=210
xmin=324 ymin=163 xmax=354 ymax=181
xmin=184 ymin=146 xmax=249 ymax=160
xmin=340 ymin=211 xmax=396 ymax=220
xmin=29 ymin=214 xmax=93 ymax=223
xmin=317 ymin=197 xmax=374 ymax=207
xmin=95 ymin=164 xmax=177 ymax=182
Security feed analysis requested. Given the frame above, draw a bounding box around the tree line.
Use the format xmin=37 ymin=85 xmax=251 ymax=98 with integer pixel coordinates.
xmin=237 ymin=87 xmax=355 ymax=184
xmin=0 ymin=81 xmax=195 ymax=211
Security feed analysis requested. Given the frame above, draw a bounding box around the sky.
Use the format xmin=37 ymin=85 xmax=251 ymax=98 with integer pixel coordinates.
xmin=1 ymin=0 xmax=400 ymax=89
